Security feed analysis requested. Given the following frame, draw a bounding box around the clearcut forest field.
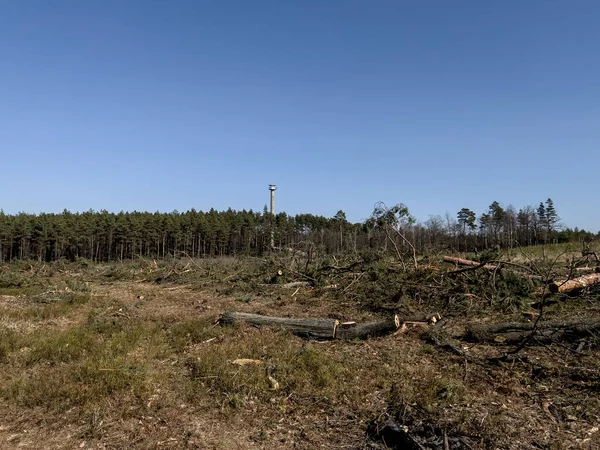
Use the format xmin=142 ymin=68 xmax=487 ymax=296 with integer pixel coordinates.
xmin=0 ymin=243 xmax=599 ymax=449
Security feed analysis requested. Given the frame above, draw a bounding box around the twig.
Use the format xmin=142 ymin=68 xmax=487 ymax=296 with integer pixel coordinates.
xmin=447 ymin=262 xmax=488 ymax=275
xmin=342 ymin=272 xmax=365 ymax=293
xmin=293 ymin=269 xmax=317 ymax=283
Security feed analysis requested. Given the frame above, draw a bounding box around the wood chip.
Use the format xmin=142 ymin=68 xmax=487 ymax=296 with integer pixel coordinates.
xmin=267 ymin=375 xmax=280 ymax=390
xmin=231 ymin=358 xmax=263 ymax=366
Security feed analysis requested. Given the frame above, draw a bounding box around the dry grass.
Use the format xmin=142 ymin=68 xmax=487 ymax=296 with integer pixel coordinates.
xmin=0 ymin=251 xmax=599 ymax=449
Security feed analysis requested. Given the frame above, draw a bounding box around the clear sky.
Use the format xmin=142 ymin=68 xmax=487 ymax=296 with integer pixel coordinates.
xmin=1 ymin=1 xmax=598 ymax=230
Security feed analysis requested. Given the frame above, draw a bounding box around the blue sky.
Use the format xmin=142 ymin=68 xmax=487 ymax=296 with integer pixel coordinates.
xmin=1 ymin=0 xmax=598 ymax=230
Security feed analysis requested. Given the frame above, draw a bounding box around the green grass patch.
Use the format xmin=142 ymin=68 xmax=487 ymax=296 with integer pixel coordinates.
xmin=0 ymin=291 xmax=92 ymax=322
xmin=0 ymin=326 xmax=21 ymax=363
xmin=5 ymin=357 xmax=150 ymax=410
xmin=167 ymin=317 xmax=227 ymax=351
xmin=3 ymin=318 xmax=172 ymax=411
xmin=0 ymin=286 xmax=44 ymax=296
xmin=27 ymin=327 xmax=97 ymax=365
xmin=183 ymin=329 xmax=348 ymax=408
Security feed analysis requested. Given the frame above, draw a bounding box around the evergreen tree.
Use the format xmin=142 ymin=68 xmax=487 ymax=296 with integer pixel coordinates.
xmin=457 ymin=208 xmax=476 ymax=251
xmin=537 ymin=202 xmax=548 ymax=243
xmin=544 ymin=198 xmax=559 ymax=235
xmin=457 ymin=208 xmax=477 ymax=232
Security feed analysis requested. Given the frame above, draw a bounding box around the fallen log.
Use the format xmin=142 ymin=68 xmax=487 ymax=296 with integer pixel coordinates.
xmin=444 ymin=256 xmax=546 ymax=281
xmin=443 ymin=256 xmax=482 ymax=267
xmin=336 ymin=316 xmax=400 ymax=340
xmin=219 ymin=311 xmax=439 ymax=340
xmin=443 ymin=256 xmax=497 ymax=271
xmin=465 ymin=319 xmax=600 ymax=345
xmin=549 ymin=273 xmax=600 ymax=294
xmin=220 ymin=312 xmax=338 ymax=340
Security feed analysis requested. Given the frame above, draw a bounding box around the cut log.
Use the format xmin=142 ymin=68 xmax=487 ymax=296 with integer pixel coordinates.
xmin=444 ymin=256 xmax=546 ymax=281
xmin=336 ymin=315 xmax=400 ymax=340
xmin=465 ymin=319 xmax=600 ymax=345
xmin=443 ymin=256 xmax=481 ymax=266
xmin=443 ymin=256 xmax=497 ymax=271
xmin=549 ymin=273 xmax=600 ymax=294
xmin=220 ymin=311 xmax=439 ymax=340
xmin=220 ymin=312 xmax=337 ymax=340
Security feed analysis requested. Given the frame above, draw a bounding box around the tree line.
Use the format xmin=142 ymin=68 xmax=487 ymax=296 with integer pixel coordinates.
xmin=0 ymin=198 xmax=595 ymax=262
xmin=453 ymin=198 xmax=564 ymax=251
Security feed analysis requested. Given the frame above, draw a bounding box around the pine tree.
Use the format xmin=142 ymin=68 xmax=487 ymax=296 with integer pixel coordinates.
xmin=536 ymin=202 xmax=548 ymax=243
xmin=457 ymin=208 xmax=477 ymax=232
xmin=544 ymin=198 xmax=559 ymax=231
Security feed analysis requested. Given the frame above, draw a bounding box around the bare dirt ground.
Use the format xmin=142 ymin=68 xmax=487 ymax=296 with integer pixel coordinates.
xmin=0 ymin=257 xmax=599 ymax=449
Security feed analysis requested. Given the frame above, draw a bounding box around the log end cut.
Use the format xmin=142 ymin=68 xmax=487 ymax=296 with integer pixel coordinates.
xmin=549 ymin=273 xmax=600 ymax=294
